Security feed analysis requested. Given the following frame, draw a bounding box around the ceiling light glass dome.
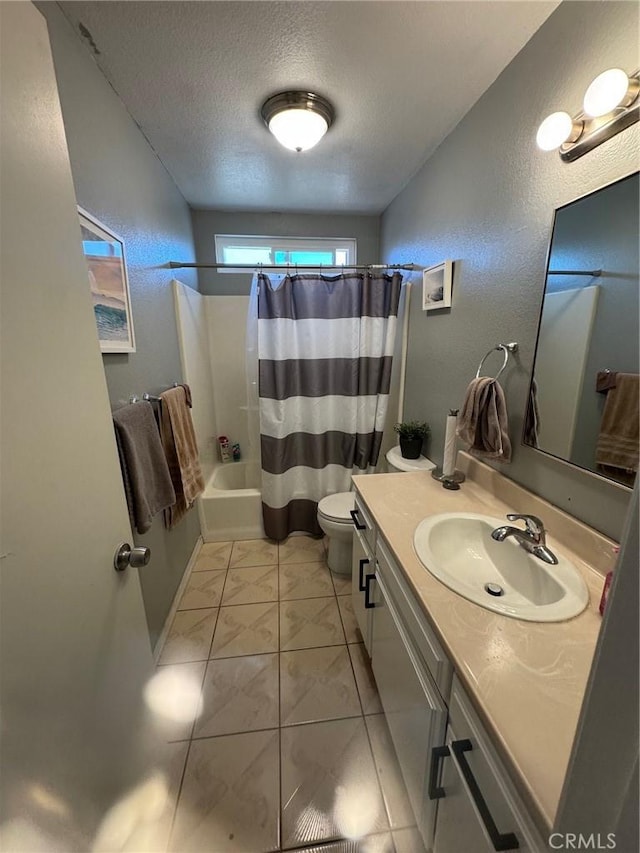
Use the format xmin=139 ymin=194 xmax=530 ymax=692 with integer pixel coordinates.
xmin=261 ymin=91 xmax=335 ymax=152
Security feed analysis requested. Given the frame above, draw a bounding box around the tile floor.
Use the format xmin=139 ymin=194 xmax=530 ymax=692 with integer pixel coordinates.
xmin=153 ymin=537 xmax=427 ymax=853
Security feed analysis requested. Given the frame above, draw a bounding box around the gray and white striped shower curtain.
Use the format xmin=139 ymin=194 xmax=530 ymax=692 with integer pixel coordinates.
xmin=255 ymin=271 xmax=402 ymax=540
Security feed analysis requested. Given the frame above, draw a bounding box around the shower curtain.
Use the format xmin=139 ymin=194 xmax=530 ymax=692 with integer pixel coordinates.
xmin=252 ymin=271 xmax=402 ymax=540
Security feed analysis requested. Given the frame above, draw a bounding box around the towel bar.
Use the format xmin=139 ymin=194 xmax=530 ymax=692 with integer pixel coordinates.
xmin=128 ymin=383 xmax=180 ymax=405
xmin=475 ymin=342 xmax=518 ymax=381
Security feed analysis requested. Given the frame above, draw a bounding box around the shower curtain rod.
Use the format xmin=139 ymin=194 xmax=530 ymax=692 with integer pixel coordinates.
xmin=168 ymin=261 xmax=421 ymax=271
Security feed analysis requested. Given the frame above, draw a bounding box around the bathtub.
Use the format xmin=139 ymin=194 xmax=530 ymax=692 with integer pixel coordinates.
xmin=198 ymin=461 xmax=265 ymax=542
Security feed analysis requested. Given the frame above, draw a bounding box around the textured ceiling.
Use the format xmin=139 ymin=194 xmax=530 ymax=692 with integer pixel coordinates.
xmin=58 ymin=1 xmax=560 ymax=214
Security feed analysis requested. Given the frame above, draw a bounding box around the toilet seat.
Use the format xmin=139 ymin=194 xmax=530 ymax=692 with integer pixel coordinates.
xmin=317 ymin=491 xmax=354 ymax=523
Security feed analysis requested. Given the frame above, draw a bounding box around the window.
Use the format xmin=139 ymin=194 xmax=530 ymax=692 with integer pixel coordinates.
xmin=214 ymin=235 xmax=357 ymax=272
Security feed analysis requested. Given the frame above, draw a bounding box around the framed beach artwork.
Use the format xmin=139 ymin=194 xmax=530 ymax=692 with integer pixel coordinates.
xmin=78 ymin=207 xmax=136 ymax=352
xmin=422 ymin=260 xmax=453 ymax=311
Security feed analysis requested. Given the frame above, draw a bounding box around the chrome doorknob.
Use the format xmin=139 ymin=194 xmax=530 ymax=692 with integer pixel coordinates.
xmin=114 ymin=542 xmax=151 ymax=572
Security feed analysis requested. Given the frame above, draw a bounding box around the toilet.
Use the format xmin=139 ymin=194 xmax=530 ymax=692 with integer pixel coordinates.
xmin=385 ymin=444 xmax=436 ymax=474
xmin=317 ymin=491 xmax=355 ymax=576
xmin=317 ymin=447 xmax=436 ymax=576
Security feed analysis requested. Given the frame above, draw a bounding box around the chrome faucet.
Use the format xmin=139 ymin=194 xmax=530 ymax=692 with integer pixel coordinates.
xmin=490 ymin=514 xmax=558 ymax=565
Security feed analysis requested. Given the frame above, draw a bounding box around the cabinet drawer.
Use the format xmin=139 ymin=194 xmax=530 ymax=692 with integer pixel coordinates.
xmin=352 ymin=493 xmax=376 ymax=553
xmin=440 ymin=677 xmax=546 ymax=852
xmin=376 ymin=536 xmax=452 ymax=701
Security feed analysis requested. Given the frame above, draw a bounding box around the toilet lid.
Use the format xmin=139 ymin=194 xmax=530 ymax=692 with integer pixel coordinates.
xmin=318 ymin=491 xmax=354 ymax=521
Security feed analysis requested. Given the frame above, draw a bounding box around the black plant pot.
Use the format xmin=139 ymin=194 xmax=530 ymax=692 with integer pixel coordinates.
xmin=399 ymin=436 xmax=423 ymax=459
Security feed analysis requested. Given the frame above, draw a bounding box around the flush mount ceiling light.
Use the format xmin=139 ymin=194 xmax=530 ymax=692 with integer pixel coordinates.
xmin=260 ymin=91 xmax=335 ymax=152
xmin=536 ymin=67 xmax=639 ymax=161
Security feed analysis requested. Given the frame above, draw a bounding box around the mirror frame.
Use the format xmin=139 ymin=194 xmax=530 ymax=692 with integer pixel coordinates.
xmin=522 ymin=169 xmax=639 ymax=491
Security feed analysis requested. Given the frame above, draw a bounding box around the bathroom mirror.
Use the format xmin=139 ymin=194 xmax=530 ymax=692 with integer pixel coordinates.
xmin=524 ymin=172 xmax=639 ymax=488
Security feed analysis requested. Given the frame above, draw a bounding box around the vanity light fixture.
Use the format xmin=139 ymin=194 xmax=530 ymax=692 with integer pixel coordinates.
xmin=536 ymin=67 xmax=639 ymax=161
xmin=260 ymin=91 xmax=335 ymax=152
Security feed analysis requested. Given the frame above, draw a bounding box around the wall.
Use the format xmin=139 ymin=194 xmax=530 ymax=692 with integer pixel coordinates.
xmin=380 ymin=0 xmax=639 ymax=540
xmin=191 ymin=210 xmax=380 ymax=295
xmin=41 ymin=3 xmax=201 ymax=649
xmin=555 ymin=485 xmax=639 ymax=843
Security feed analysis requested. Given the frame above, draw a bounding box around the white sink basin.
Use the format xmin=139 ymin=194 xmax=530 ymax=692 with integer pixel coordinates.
xmin=413 ymin=512 xmax=589 ymax=622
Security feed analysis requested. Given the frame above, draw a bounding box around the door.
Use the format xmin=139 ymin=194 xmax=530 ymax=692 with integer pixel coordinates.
xmin=371 ymin=572 xmax=447 ymax=848
xmin=1 ymin=4 xmax=161 ymax=848
xmin=432 ymin=726 xmax=495 ymax=853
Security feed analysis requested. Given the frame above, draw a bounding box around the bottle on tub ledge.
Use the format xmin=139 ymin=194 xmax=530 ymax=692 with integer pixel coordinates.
xmin=232 ymin=443 xmax=241 ymax=462
xmin=218 ymin=435 xmax=231 ymax=463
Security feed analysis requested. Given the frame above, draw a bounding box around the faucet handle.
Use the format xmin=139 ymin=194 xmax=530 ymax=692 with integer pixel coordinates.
xmin=506 ymin=513 xmax=545 ymax=540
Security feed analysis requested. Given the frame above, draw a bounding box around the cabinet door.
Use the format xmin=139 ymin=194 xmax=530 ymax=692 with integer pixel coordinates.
xmin=351 ymin=527 xmax=374 ymax=651
xmin=432 ymin=726 xmax=495 ymax=853
xmin=371 ymin=573 xmax=446 ymax=845
xmin=433 ymin=678 xmax=545 ymax=853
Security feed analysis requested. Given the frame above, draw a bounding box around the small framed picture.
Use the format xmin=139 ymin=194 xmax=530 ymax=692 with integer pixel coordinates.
xmin=78 ymin=207 xmax=136 ymax=353
xmin=422 ymin=260 xmax=453 ymax=311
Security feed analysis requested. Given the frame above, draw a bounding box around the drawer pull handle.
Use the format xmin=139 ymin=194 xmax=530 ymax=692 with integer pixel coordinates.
xmin=451 ymin=739 xmax=519 ymax=851
xmin=350 ymin=509 xmax=366 ymax=531
xmin=364 ymin=573 xmax=376 ymax=608
xmin=358 ymin=557 xmax=370 ymax=591
xmin=428 ymin=745 xmax=450 ymax=800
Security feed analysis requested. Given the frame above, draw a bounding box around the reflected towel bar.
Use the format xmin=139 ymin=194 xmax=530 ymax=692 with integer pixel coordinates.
xmin=548 ymin=269 xmax=602 ymax=277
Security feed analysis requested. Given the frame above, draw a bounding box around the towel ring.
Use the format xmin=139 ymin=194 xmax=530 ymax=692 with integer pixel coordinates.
xmin=475 ymin=342 xmax=518 ymax=381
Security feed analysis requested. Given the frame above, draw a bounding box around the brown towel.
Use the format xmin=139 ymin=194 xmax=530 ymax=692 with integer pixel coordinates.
xmin=159 ymin=386 xmax=204 ymax=529
xmin=113 ymin=401 xmax=176 ymax=534
xmin=178 ymin=383 xmax=193 ymax=408
xmin=523 ymin=379 xmax=540 ymax=448
xmin=595 ymin=373 xmax=639 ymax=477
xmin=457 ymin=376 xmax=512 ymax=462
xmin=596 ymin=370 xmax=618 ymax=394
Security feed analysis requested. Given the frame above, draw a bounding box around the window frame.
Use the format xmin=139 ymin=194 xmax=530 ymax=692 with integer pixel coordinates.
xmin=214 ymin=234 xmax=357 ymax=273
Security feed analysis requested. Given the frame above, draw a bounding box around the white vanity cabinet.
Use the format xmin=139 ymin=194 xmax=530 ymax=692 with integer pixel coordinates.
xmin=351 ymin=488 xmax=548 ymax=853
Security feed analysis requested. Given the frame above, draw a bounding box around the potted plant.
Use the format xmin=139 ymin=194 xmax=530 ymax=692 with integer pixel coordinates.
xmin=394 ymin=420 xmax=431 ymax=459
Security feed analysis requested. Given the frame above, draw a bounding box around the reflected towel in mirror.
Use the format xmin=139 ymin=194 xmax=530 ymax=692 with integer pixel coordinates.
xmin=595 ymin=373 xmax=639 ymax=483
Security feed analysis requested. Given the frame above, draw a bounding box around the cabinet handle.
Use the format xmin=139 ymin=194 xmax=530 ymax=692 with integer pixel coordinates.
xmin=451 ymin=739 xmax=519 ymax=851
xmin=428 ymin=745 xmax=450 ymax=800
xmin=364 ymin=573 xmax=376 ymax=608
xmin=350 ymin=509 xmax=366 ymax=531
xmin=358 ymin=557 xmax=370 ymax=591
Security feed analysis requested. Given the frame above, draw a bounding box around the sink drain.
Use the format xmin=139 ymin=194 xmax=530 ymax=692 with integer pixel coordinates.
xmin=484 ymin=582 xmax=504 ymax=597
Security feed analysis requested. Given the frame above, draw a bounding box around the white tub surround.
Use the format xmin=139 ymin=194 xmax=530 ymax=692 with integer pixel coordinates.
xmin=199 ymin=463 xmax=264 ymax=542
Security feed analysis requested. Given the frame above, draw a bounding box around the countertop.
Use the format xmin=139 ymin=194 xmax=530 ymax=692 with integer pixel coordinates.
xmin=352 ymin=455 xmax=614 ymax=833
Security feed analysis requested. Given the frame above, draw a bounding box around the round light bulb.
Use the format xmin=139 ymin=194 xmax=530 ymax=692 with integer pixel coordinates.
xmin=268 ymin=108 xmax=328 ymax=152
xmin=536 ymin=111 xmax=575 ymax=151
xmin=583 ymin=68 xmax=631 ymax=117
